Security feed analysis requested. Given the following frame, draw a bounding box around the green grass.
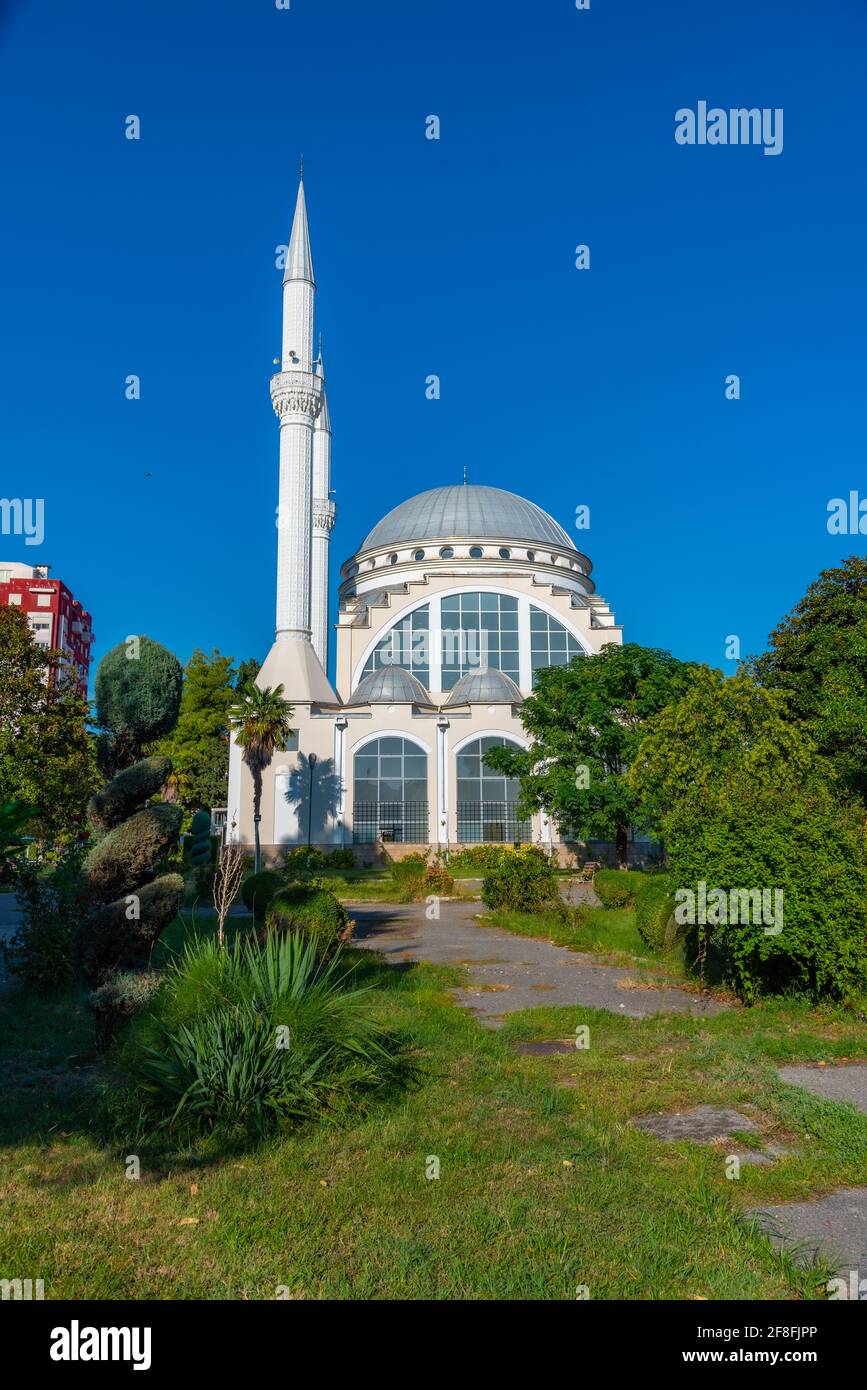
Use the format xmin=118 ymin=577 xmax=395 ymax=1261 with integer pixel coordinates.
xmin=485 ymin=903 xmax=687 ymax=977
xmin=2 ymin=907 xmax=867 ymax=1299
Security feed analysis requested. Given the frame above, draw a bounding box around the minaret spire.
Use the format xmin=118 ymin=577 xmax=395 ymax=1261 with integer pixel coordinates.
xmin=258 ymin=169 xmax=336 ymax=704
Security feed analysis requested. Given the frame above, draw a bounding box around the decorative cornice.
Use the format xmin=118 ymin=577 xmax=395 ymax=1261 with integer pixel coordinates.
xmin=270 ymin=369 xmax=322 ymax=420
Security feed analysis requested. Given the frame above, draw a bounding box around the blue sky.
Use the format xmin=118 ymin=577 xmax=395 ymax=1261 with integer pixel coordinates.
xmin=1 ymin=0 xmax=865 ymax=687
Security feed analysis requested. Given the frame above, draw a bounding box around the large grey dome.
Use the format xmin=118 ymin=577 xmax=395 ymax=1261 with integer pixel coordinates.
xmin=444 ymin=667 xmax=523 ymax=707
xmin=348 ymin=665 xmax=434 ymax=706
xmin=361 ymin=485 xmax=575 ymax=551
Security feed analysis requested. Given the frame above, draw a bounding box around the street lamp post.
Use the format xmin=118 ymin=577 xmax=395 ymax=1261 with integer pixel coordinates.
xmin=306 ymin=753 xmax=317 ymax=869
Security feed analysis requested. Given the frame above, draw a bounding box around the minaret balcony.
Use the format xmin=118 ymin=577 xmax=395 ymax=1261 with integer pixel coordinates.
xmin=270 ymin=369 xmax=322 ymax=420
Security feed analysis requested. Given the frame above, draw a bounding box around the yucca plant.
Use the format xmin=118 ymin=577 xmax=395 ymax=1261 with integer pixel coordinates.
xmin=116 ymin=932 xmax=417 ymax=1145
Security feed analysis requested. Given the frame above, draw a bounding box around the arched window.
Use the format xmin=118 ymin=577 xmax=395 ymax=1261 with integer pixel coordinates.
xmin=441 ymin=592 xmax=519 ymax=690
xmin=362 ymin=603 xmax=430 ymax=684
xmin=455 ymin=735 xmax=530 ymax=843
xmin=530 ymin=605 xmax=582 ymax=683
xmin=353 ymin=737 xmax=428 ymax=843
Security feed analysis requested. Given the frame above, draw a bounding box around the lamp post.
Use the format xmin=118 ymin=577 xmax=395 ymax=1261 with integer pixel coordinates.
xmin=306 ymin=753 xmax=317 ymax=868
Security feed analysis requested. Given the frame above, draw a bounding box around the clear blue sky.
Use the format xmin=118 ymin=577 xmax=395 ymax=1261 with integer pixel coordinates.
xmin=2 ymin=0 xmax=865 ymax=688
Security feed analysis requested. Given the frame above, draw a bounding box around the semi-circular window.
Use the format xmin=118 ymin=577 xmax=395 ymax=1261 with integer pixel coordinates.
xmin=530 ymin=605 xmax=582 ymax=682
xmin=362 ymin=603 xmax=430 ymax=684
xmin=353 ymin=737 xmax=428 ymax=843
xmin=440 ymin=592 xmax=519 ymax=690
xmin=455 ymin=736 xmax=530 ymax=843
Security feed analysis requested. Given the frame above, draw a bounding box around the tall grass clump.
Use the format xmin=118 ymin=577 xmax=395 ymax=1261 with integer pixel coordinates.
xmin=111 ymin=932 xmax=417 ymax=1146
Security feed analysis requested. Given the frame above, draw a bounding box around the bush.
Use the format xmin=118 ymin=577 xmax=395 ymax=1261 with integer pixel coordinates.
xmin=666 ymin=784 xmax=867 ymax=1002
xmin=5 ymin=842 xmax=88 ymax=989
xmin=447 ymin=845 xmax=513 ymax=873
xmin=89 ymin=968 xmax=163 ymax=1052
xmin=422 ymin=862 xmax=455 ymax=897
xmin=114 ymin=933 xmax=416 ymax=1144
xmin=389 ymin=852 xmax=429 ymax=902
xmin=87 ymin=757 xmax=172 ymax=833
xmin=241 ymin=870 xmax=284 ymax=920
xmin=73 ymin=874 xmax=184 ymax=983
xmin=482 ymin=846 xmax=559 ymax=913
xmin=282 ymin=845 xmax=356 ymax=875
xmin=594 ymin=868 xmax=646 ymax=909
xmin=84 ymin=802 xmax=183 ymax=905
xmin=635 ymin=873 xmax=679 ymax=952
xmin=266 ymin=883 xmax=351 ymax=958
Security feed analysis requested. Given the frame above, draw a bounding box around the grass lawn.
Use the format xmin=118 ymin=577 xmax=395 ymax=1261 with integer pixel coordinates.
xmin=3 ymin=898 xmax=867 ymax=1299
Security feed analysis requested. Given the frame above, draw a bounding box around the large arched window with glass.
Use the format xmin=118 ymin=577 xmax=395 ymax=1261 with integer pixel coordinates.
xmin=455 ymin=735 xmax=531 ymax=843
xmin=441 ymin=592 xmax=519 ymax=689
xmin=529 ymin=606 xmax=582 ymax=683
xmin=353 ymin=736 xmax=428 ymax=844
xmin=361 ymin=604 xmax=430 ymax=684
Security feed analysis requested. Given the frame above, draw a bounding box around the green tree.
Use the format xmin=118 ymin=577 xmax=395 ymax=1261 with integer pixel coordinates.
xmin=156 ymin=648 xmax=236 ymax=810
xmin=627 ymin=669 xmax=820 ymax=830
xmin=485 ymin=644 xmax=698 ymax=866
xmin=0 ymin=606 xmax=98 ymax=843
xmin=747 ymin=555 xmax=867 ymax=801
xmin=234 ymin=657 xmax=261 ymax=692
xmin=228 ymin=683 xmax=295 ymax=873
xmin=95 ymin=635 xmax=183 ymax=773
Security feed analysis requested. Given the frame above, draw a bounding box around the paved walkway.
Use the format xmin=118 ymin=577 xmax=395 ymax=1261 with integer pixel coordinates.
xmin=349 ymin=898 xmax=724 ymax=1026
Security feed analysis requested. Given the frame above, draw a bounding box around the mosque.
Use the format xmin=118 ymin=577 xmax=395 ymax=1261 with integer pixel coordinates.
xmin=226 ymin=177 xmax=622 ymax=860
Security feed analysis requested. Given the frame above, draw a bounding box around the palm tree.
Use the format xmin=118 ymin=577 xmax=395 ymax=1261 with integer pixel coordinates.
xmin=228 ymin=683 xmax=295 ymax=873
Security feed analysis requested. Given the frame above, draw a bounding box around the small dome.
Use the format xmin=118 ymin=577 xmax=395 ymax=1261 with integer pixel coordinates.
xmin=348 ymin=665 xmax=434 ymax=706
xmin=360 ymin=485 xmax=575 ymax=551
xmin=443 ymin=667 xmax=523 ymax=707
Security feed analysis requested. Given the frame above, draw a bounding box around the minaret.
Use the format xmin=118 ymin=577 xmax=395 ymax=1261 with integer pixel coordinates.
xmin=256 ymin=170 xmax=337 ymax=704
xmin=311 ymin=342 xmax=336 ymax=670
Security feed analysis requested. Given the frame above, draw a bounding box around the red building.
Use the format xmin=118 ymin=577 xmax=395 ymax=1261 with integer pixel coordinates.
xmin=0 ymin=562 xmax=94 ymax=695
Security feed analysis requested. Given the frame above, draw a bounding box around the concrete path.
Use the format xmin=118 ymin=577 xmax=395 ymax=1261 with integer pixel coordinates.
xmin=348 ymin=898 xmax=725 ymax=1026
xmin=750 ymin=1190 xmax=867 ymax=1294
xmin=778 ymin=1063 xmax=867 ymax=1118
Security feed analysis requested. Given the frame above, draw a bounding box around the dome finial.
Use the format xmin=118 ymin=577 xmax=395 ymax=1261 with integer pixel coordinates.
xmin=462 ymin=463 xmax=467 ymax=486
xmin=299 ymin=153 xmax=304 ymax=180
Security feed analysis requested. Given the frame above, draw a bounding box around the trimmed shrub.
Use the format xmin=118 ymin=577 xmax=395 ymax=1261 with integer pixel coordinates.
xmin=83 ymin=803 xmax=183 ymax=906
xmin=241 ymin=869 xmax=284 ymax=921
xmin=635 ymin=873 xmax=679 ymax=952
xmin=89 ymin=968 xmax=163 ymax=1053
xmin=95 ymin=637 xmax=183 ymax=770
xmin=189 ymin=809 xmax=213 ymax=866
xmin=87 ymin=756 xmax=172 ymax=833
xmin=73 ymin=873 xmax=184 ymax=982
xmin=282 ymin=845 xmax=356 ymax=875
xmin=666 ymin=784 xmax=867 ymax=1002
xmin=594 ymin=868 xmax=646 ymax=909
xmin=447 ymin=845 xmax=513 ymax=873
xmin=482 ymin=846 xmax=560 ymax=913
xmin=266 ymin=883 xmax=351 ymax=958
xmin=115 ymin=932 xmax=416 ymax=1143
